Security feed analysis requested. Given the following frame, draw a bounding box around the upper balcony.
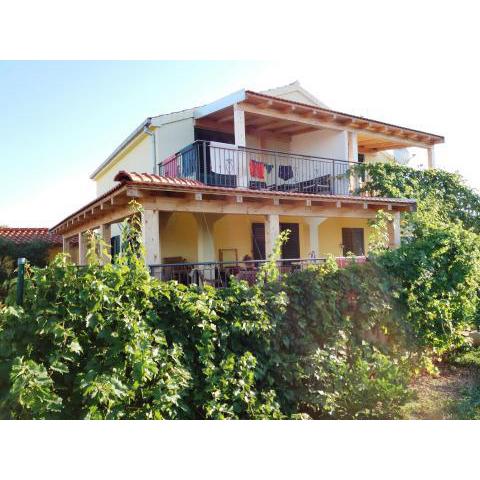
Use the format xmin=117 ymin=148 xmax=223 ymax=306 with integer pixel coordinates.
xmin=159 ymin=141 xmax=359 ymax=196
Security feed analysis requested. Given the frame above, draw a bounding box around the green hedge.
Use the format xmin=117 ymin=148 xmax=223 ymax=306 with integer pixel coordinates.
xmin=0 ymin=216 xmax=418 ymax=419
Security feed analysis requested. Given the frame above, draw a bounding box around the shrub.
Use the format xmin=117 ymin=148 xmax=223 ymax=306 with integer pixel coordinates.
xmin=0 ymin=208 xmax=416 ymax=419
xmin=0 ymin=238 xmax=52 ymax=301
xmin=353 ymin=163 xmax=480 ymax=353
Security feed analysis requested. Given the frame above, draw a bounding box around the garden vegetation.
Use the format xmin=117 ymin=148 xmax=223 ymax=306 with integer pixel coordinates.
xmin=1 ymin=164 xmax=480 ymax=419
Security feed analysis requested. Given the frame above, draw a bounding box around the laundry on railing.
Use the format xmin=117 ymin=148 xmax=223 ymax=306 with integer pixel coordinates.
xmin=335 ymin=256 xmax=367 ymax=268
xmin=278 ymin=164 xmax=294 ymax=181
xmin=162 ymin=154 xmax=178 ymax=177
xmin=249 ymin=159 xmax=265 ymax=180
xmin=178 ymin=145 xmax=198 ymax=177
xmin=210 ymin=142 xmax=238 ymax=175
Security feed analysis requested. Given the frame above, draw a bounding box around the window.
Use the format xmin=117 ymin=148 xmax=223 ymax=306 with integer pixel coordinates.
xmin=341 ymin=228 xmax=365 ymax=256
xmin=194 ymin=128 xmax=235 ymax=144
xmin=110 ymin=235 xmax=121 ymax=261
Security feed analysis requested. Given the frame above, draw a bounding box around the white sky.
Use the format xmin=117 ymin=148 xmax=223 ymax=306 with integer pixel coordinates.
xmin=1 ymin=1 xmax=479 ymax=227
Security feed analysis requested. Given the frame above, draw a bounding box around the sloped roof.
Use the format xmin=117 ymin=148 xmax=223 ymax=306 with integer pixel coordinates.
xmin=51 ymin=170 xmax=417 ymax=234
xmin=260 ymin=81 xmax=328 ymax=108
xmin=113 ymin=171 xmax=416 ymax=204
xmin=0 ymin=228 xmax=62 ymax=246
xmin=113 ymin=171 xmax=205 ymax=186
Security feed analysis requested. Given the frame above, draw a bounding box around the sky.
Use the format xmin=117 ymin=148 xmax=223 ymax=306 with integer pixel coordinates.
xmin=1 ymin=55 xmax=479 ymax=227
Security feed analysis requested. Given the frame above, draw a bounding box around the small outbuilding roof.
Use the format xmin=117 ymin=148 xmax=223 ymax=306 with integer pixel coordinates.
xmin=0 ymin=228 xmax=62 ymax=246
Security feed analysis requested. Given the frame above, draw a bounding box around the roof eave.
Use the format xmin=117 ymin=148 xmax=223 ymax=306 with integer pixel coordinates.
xmin=194 ymin=89 xmax=246 ymax=119
xmin=243 ymin=90 xmax=444 ymax=144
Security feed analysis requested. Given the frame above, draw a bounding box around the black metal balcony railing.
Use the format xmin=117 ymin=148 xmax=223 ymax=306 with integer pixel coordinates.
xmin=149 ymin=256 xmax=367 ymax=288
xmin=158 ymin=141 xmax=358 ymax=195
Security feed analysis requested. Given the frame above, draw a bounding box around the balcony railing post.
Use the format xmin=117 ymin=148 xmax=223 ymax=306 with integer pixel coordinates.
xmin=202 ymin=141 xmax=207 ymax=184
xmin=159 ymin=142 xmax=359 ymax=197
xmin=332 ymin=160 xmax=336 ymax=195
xmin=274 ymin=153 xmax=278 ymax=191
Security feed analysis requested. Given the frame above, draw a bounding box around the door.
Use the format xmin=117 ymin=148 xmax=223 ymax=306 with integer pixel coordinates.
xmin=280 ymin=223 xmax=300 ymax=259
xmin=251 ymin=222 xmax=300 ymax=260
xmin=341 ymin=228 xmax=365 ymax=256
xmin=252 ymin=223 xmax=266 ymax=260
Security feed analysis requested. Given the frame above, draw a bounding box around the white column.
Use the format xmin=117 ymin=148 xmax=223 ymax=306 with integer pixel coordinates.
xmin=100 ymin=224 xmax=111 ymax=265
xmin=233 ymin=104 xmax=246 ymax=147
xmin=265 ymin=214 xmax=280 ymax=258
xmin=305 ymin=217 xmax=327 ymax=258
xmin=142 ymin=210 xmax=161 ymax=266
xmin=62 ymin=236 xmax=68 ymax=254
xmin=427 ymin=146 xmax=436 ymax=169
xmin=78 ymin=232 xmax=87 ymax=266
xmin=347 ymin=131 xmax=358 ymax=163
xmin=348 ymin=131 xmax=359 ymax=192
xmin=389 ymin=211 xmax=401 ymax=249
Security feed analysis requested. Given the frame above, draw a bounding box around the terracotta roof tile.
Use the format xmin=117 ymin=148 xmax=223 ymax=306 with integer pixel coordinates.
xmin=114 ymin=171 xmax=205 ymax=186
xmin=115 ymin=171 xmax=416 ymax=204
xmin=52 ymin=170 xmax=417 ymax=234
xmin=0 ymin=228 xmax=62 ymax=246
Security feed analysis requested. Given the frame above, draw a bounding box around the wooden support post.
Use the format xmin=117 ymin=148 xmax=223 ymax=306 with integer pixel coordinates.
xmin=265 ymin=214 xmax=280 ymax=258
xmin=62 ymin=236 xmax=69 ymax=255
xmin=78 ymin=232 xmax=87 ymax=265
xmin=427 ymin=146 xmax=436 ymax=169
xmin=142 ymin=210 xmax=161 ymax=266
xmin=100 ymin=224 xmax=111 ymax=265
xmin=389 ymin=211 xmax=401 ymax=249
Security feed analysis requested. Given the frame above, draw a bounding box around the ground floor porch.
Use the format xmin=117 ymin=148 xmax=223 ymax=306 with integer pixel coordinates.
xmin=149 ymin=212 xmax=378 ymax=262
xmin=51 ymin=171 xmax=413 ymax=286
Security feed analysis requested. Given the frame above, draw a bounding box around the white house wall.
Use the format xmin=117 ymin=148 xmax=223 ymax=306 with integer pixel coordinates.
xmin=290 ymin=129 xmax=347 ymax=160
xmin=246 ymin=134 xmax=291 ymax=152
xmin=95 ymin=117 xmax=195 ymax=197
xmin=156 ymin=117 xmax=195 ymax=164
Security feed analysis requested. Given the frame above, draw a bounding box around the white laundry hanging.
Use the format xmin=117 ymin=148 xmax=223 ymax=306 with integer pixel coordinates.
xmin=209 ymin=142 xmax=238 ymax=175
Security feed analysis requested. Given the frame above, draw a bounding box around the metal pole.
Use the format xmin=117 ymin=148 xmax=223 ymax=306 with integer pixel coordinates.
xmin=16 ymin=257 xmax=26 ymax=306
xmin=202 ymin=141 xmax=207 ymax=184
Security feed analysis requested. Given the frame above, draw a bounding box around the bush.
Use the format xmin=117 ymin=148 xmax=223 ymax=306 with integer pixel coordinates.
xmin=3 ymin=160 xmax=480 ymax=420
xmin=0 ymin=208 xmax=417 ymax=419
xmin=377 ymin=221 xmax=480 ymax=352
xmin=0 ymin=238 xmax=51 ymax=301
xmin=267 ymin=259 xmax=415 ymax=419
xmin=353 ymin=163 xmax=480 ymax=353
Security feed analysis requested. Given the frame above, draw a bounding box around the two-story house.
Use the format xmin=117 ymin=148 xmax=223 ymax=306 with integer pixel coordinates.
xmin=51 ymin=82 xmax=443 ymax=285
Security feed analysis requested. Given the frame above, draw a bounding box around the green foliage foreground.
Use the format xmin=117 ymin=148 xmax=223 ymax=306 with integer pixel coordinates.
xmin=1 ymin=164 xmax=480 ymax=419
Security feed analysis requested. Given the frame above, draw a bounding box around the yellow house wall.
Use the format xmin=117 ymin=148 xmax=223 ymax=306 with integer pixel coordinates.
xmin=159 ymin=213 xmax=373 ymax=263
xmin=161 ymin=212 xmax=198 ymax=262
xmin=214 ymin=214 xmax=264 ymax=261
xmin=318 ymin=217 xmax=372 ymax=257
xmin=47 ymin=246 xmax=62 ymax=262
xmin=214 ymin=215 xmax=311 ymax=260
xmin=95 ymin=134 xmax=153 ymax=196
